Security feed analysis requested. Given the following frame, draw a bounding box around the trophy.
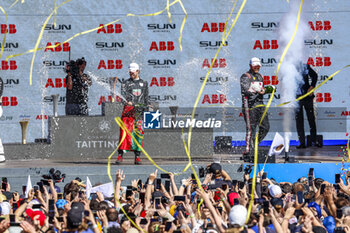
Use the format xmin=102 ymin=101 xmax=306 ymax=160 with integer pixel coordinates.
xmin=51 ymin=94 xmax=59 ymax=117
xmin=19 ymin=120 xmax=29 ymax=144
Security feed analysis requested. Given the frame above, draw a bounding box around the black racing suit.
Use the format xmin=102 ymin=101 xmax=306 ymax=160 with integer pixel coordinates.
xmin=121 ymin=77 xmax=149 ymax=118
xmin=295 ymin=64 xmax=318 ymax=146
xmin=240 ymin=69 xmax=270 ymax=157
xmin=118 ymin=77 xmax=149 ymax=157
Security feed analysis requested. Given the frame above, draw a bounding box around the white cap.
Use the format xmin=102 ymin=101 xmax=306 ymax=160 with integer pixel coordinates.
xmin=128 ymin=63 xmax=139 ymax=72
xmin=229 ymin=205 xmax=247 ymax=226
xmin=268 ymin=184 xmax=282 ymax=197
xmin=250 ymin=57 xmax=261 ymax=67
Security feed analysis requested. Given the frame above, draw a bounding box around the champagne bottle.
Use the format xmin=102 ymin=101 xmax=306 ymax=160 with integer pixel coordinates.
xmin=265 ymin=85 xmax=276 ymax=94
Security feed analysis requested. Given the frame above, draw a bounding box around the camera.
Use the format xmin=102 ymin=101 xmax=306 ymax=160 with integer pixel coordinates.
xmin=64 ymin=57 xmax=86 ymax=75
xmin=42 ymin=168 xmax=66 ymax=183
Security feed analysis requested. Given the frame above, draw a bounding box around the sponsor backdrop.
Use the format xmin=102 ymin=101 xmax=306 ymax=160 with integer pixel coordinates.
xmin=0 ymin=0 xmax=349 ymax=143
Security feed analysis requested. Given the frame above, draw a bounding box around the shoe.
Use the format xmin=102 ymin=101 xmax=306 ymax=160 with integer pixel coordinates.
xmin=134 ymin=157 xmax=141 ymax=165
xmin=312 ymin=142 xmax=322 ymax=148
xmin=115 ymin=155 xmax=123 ymax=164
xmin=296 ymin=144 xmax=306 ymax=149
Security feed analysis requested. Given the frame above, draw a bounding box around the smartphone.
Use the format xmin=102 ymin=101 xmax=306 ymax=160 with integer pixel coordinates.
xmin=165 ymin=180 xmax=170 ymax=192
xmin=90 ymin=193 xmax=97 ymax=200
xmin=1 ymin=182 xmax=6 ymax=190
xmin=262 ymin=172 xmax=267 ymax=180
xmin=191 ymin=174 xmax=195 ymax=180
xmin=335 ymin=174 xmax=341 ymax=184
xmin=33 ymin=204 xmax=42 ymax=209
xmin=137 ymin=179 xmax=143 ymax=189
xmin=308 ymin=176 xmax=313 ymax=187
xmin=33 ymin=185 xmax=39 ymax=192
xmin=217 ymin=207 xmax=223 ymax=215
xmin=174 ymin=196 xmax=186 ymax=201
xmin=155 ymin=197 xmax=161 ymax=209
xmin=49 ymin=199 xmax=54 ymax=207
xmin=199 ymin=167 xmax=205 ymax=178
xmin=22 ymin=185 xmax=27 ymax=194
xmin=165 ymin=222 xmax=172 ymax=231
xmin=155 ymin=178 xmax=161 ymax=190
xmin=239 ymin=181 xmax=245 ymax=189
xmin=37 ymin=181 xmax=43 ymax=189
xmin=140 ymin=218 xmax=148 ymax=225
xmin=126 ymin=189 xmax=133 ymax=198
xmin=140 ymin=192 xmax=145 ymax=204
xmin=84 ymin=210 xmax=90 ymax=217
xmin=337 ymin=209 xmax=343 ymax=219
xmin=297 ymin=191 xmax=304 ymax=204
xmin=9 ymin=214 xmax=20 ymax=226
xmin=263 ymin=201 xmax=269 ymax=214
xmin=320 ymin=184 xmax=326 ymax=194
xmin=308 ymin=168 xmax=314 ymax=177
xmin=58 ymin=193 xmax=63 ymax=199
xmin=334 ymin=184 xmax=340 ymax=191
xmin=160 ymin=173 xmax=170 ymax=179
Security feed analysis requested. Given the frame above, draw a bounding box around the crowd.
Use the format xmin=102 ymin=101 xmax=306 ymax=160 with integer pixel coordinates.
xmin=0 ymin=163 xmax=349 ymax=233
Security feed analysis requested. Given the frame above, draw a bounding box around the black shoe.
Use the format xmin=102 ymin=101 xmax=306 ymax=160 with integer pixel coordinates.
xmin=296 ymin=144 xmax=306 ymax=149
xmin=312 ymin=142 xmax=322 ymax=148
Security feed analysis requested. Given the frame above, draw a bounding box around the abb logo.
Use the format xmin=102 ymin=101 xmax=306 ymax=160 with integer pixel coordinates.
xmin=253 ymin=40 xmax=279 ymax=50
xmin=150 ymin=77 xmax=175 ymax=87
xmin=308 ymin=21 xmax=331 ymax=31
xmin=149 ymin=41 xmax=174 ymax=51
xmin=202 ymin=58 xmax=226 ymax=68
xmin=307 ymin=57 xmax=331 ymax=67
xmin=341 ymin=111 xmax=350 ymax=116
xmin=264 ymin=76 xmax=279 ymax=85
xmin=0 ymin=61 xmax=17 ymax=70
xmin=98 ymin=95 xmax=122 ymax=105
xmin=36 ymin=115 xmax=48 ymax=120
xmin=45 ymin=78 xmax=66 ymax=88
xmin=97 ymin=24 xmax=122 ymax=33
xmin=98 ymin=60 xmax=123 ymax=69
xmin=201 ymin=23 xmax=225 ymax=32
xmin=0 ymin=24 xmax=17 ymax=34
xmin=44 ymin=42 xmax=70 ymax=52
xmin=315 ymin=93 xmax=332 ymax=103
xmin=202 ymin=94 xmax=227 ymax=104
xmin=1 ymin=96 xmax=18 ymax=106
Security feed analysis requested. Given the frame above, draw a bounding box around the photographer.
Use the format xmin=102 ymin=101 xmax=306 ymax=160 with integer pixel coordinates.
xmin=65 ymin=58 xmax=92 ymax=116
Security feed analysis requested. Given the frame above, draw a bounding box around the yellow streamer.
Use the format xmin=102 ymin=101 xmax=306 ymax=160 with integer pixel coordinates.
xmin=166 ymin=0 xmax=172 ymax=23
xmin=0 ymin=6 xmax=8 ymax=60
xmin=54 ymin=0 xmax=57 ymax=27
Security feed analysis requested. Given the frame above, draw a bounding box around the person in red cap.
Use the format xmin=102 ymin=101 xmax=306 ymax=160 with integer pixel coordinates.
xmin=116 ymin=63 xmax=149 ymax=165
xmin=240 ymin=57 xmax=270 ymax=162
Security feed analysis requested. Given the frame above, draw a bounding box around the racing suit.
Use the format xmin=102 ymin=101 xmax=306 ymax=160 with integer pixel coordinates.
xmin=118 ymin=77 xmax=149 ymax=158
xmin=295 ymin=63 xmax=318 ymax=146
xmin=240 ymin=70 xmax=270 ymax=158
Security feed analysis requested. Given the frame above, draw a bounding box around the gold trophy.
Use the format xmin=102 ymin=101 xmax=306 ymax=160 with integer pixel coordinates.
xmin=19 ymin=120 xmax=29 ymax=144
